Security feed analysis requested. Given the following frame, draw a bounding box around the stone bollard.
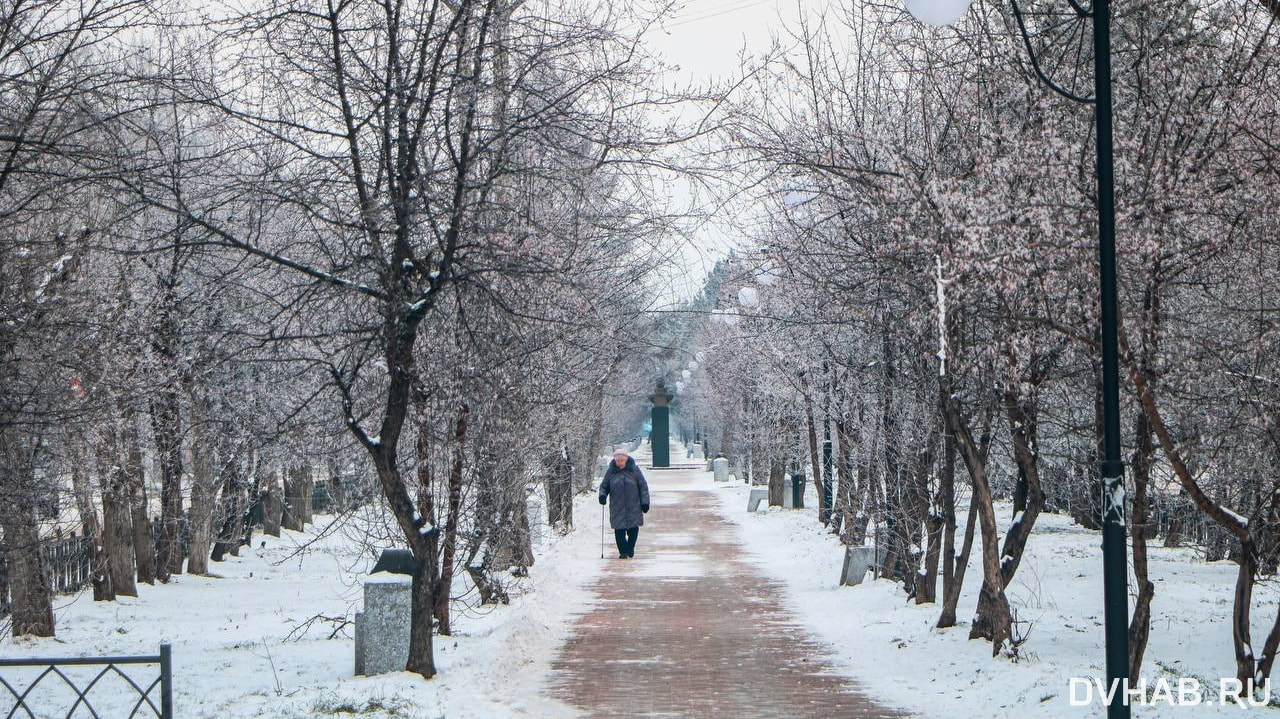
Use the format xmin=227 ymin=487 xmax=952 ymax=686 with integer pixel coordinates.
xmin=354 ymin=572 xmax=412 ymax=675
xmin=712 ymin=456 xmax=729 ymax=482
xmin=838 ymin=545 xmax=889 ymax=586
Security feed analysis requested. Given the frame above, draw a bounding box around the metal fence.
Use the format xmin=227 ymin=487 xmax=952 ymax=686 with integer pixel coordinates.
xmin=0 ymin=643 xmax=172 ymax=718
xmin=0 ymin=537 xmax=95 ymax=621
xmin=1 ymin=483 xmax=346 ymax=618
xmin=44 ymin=537 xmax=93 ymax=596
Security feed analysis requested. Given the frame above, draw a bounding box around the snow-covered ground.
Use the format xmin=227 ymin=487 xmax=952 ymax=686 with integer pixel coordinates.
xmin=3 ymin=462 xmax=1277 ymax=718
xmin=710 ymin=477 xmax=1280 ymax=718
xmin=0 ymin=492 xmax=607 ymax=719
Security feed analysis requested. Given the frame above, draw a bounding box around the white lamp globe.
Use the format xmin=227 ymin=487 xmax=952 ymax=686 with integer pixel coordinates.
xmin=737 ymin=286 xmax=759 ymax=308
xmin=905 ymin=0 xmax=972 ymax=26
xmin=756 ymin=262 xmax=781 ymax=286
xmin=681 ymin=369 xmax=692 ymax=380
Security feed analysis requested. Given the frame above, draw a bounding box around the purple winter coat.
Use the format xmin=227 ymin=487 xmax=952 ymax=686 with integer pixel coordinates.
xmin=599 ymin=457 xmax=650 ymax=529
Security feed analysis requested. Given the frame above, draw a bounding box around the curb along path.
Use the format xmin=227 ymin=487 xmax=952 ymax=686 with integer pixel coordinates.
xmin=547 ymin=457 xmax=905 ymax=718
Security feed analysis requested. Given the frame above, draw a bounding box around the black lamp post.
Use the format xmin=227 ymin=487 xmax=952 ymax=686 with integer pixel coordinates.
xmin=1088 ymin=5 xmax=1133 ymax=718
xmin=906 ymin=1 xmax=1129 ymax=716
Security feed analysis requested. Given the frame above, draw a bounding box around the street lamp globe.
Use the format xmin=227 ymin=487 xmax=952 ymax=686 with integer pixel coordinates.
xmin=905 ymin=0 xmax=972 ymax=26
xmin=756 ymin=261 xmax=781 ymax=286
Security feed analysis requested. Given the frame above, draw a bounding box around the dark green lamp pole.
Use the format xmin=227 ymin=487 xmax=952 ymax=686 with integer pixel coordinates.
xmin=1091 ymin=3 xmax=1132 ymax=717
xmin=907 ymin=0 xmax=1129 ymax=715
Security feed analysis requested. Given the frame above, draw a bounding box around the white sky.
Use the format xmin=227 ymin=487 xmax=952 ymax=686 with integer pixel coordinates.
xmin=636 ymin=0 xmax=839 ymax=306
xmin=644 ymin=0 xmax=836 ymax=85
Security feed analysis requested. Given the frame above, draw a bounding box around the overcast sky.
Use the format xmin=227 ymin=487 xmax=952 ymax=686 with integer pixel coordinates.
xmin=644 ymin=0 xmax=836 ymax=85
xmin=636 ymin=0 xmax=839 ymax=306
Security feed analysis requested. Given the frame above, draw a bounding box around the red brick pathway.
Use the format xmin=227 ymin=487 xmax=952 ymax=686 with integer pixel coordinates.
xmin=548 ymin=467 xmax=905 ymax=718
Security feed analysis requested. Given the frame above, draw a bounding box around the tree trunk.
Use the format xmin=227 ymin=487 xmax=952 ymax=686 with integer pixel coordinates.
xmin=937 ymin=423 xmax=958 ymax=617
xmin=767 ymin=454 xmax=785 ymax=507
xmin=409 ymin=546 xmax=439 ymax=678
xmin=972 ymin=382 xmax=1047 ymax=634
xmin=939 ymin=491 xmax=978 ymax=628
xmin=185 ymin=402 xmax=219 ymax=576
xmin=403 ymin=411 xmax=440 ymax=675
xmin=466 ymin=564 xmax=510 ymax=605
xmin=546 ymin=442 xmax=573 ymax=528
xmin=897 ymin=447 xmax=932 ymax=594
xmin=878 ymin=330 xmax=899 ymax=576
xmin=849 ymin=422 xmax=874 ymax=547
xmin=122 ymin=409 xmax=156 ymax=585
xmin=1129 ymin=407 xmax=1156 ymax=680
xmin=149 ymin=388 xmax=184 ymax=579
xmin=70 ymin=455 xmax=113 ymax=601
xmin=833 ymin=415 xmax=855 ymax=542
xmin=1164 ymin=516 xmax=1183 ymax=547
xmin=918 ymin=510 xmax=943 ymax=604
xmin=0 ymin=435 xmax=54 ymax=637
xmin=943 ymin=390 xmax=1010 ymax=653
xmin=433 ymin=405 xmax=468 ymax=636
xmin=282 ymin=464 xmax=305 ymax=532
xmin=993 ymin=386 xmax=1044 ymax=583
xmin=211 ymin=455 xmax=246 ymax=562
xmin=510 ymin=474 xmax=535 ymax=571
xmin=95 ymin=411 xmax=136 ymax=597
xmin=1233 ymin=547 xmax=1258 ymax=686
xmin=100 ymin=453 xmax=137 ymax=597
xmin=801 ymin=375 xmax=826 ymax=523
xmin=1253 ymin=600 xmax=1280 ymax=686
xmin=581 ymin=358 xmax=620 ymax=494
xmin=262 ymin=471 xmax=282 ymax=538
xmin=300 ymin=463 xmax=314 ymax=526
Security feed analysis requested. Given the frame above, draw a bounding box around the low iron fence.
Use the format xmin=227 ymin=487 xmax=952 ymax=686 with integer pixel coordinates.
xmin=1 ymin=480 xmax=349 ymax=618
xmin=0 ymin=643 xmax=172 ymax=718
xmin=0 ymin=536 xmax=95 ymax=621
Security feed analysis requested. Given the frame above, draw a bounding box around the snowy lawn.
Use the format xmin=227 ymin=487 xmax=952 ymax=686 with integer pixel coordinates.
xmin=7 ymin=465 xmax=1278 ymax=718
xmin=710 ymin=475 xmax=1280 ymax=718
xmin=0 ymin=491 xmax=608 ymax=719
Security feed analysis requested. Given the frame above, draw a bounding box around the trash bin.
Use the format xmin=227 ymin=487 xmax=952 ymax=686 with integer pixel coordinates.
xmin=790 ymin=474 xmax=805 ymax=509
xmin=371 ymin=548 xmax=415 ymax=575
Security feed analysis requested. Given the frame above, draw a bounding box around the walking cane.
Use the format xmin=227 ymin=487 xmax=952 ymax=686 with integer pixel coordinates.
xmin=600 ymin=500 xmax=605 ymax=559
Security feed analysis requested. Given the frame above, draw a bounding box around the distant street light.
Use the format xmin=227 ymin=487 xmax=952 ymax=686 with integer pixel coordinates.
xmin=904 ymin=2 xmax=1129 ymax=717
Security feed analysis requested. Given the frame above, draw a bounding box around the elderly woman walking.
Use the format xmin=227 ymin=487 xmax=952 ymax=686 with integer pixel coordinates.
xmin=599 ymin=447 xmax=650 ymax=558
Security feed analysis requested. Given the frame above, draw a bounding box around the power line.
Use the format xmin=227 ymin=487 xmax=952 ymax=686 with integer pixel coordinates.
xmin=664 ymin=0 xmax=778 ymax=29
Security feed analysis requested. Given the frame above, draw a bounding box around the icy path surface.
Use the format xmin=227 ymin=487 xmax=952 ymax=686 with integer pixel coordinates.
xmin=546 ymin=447 xmax=903 ymax=718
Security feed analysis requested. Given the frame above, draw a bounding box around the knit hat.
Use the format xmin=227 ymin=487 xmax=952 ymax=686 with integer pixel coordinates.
xmin=612 ymin=447 xmax=630 ymax=457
